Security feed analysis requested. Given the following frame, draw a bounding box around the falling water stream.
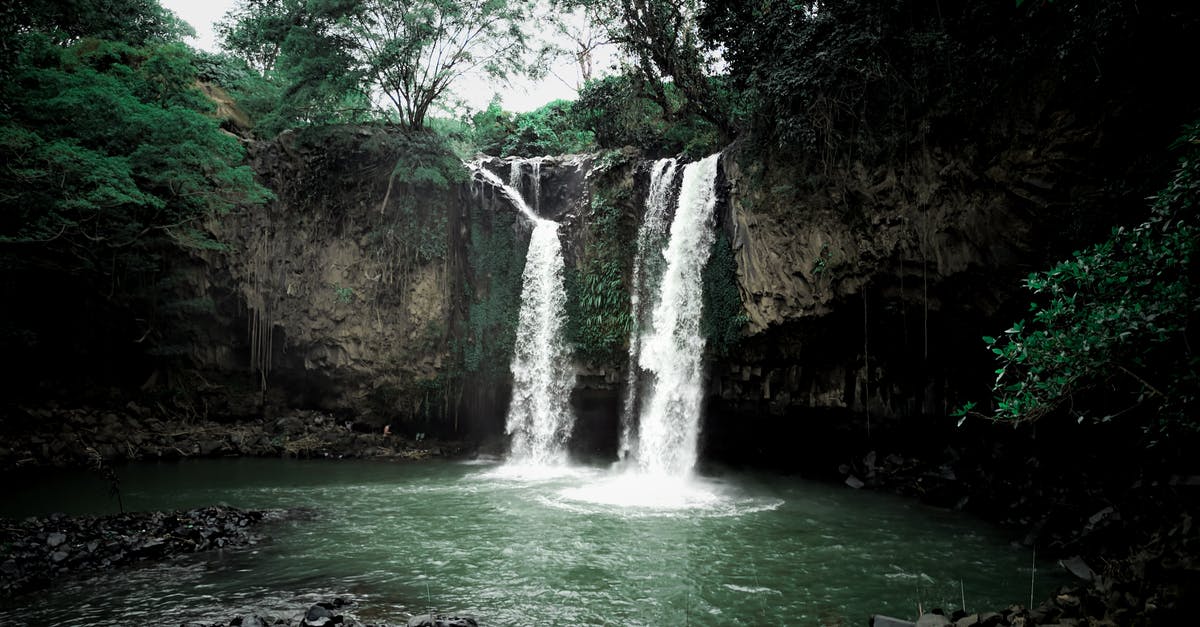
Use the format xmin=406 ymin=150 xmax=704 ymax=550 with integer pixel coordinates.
xmin=619 ymin=158 xmax=678 ymax=458
xmin=470 ymin=160 xmax=574 ymax=466
xmin=630 ymin=154 xmax=722 ymax=478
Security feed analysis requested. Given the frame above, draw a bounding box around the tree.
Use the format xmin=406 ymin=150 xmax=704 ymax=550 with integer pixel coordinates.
xmin=1 ymin=0 xmax=192 ymax=47
xmin=220 ymin=0 xmax=539 ymax=131
xmin=344 ymin=0 xmax=536 ymax=129
xmin=0 ymin=3 xmax=271 ymax=389
xmin=960 ymin=122 xmax=1200 ymax=442
xmin=560 ymin=0 xmax=733 ymax=140
xmin=214 ymin=0 xmax=298 ymax=73
xmin=1 ymin=36 xmax=269 ymax=272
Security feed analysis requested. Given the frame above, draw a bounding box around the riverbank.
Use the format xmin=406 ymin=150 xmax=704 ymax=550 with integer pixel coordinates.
xmin=0 ymin=405 xmax=470 ymax=471
xmin=836 ymin=440 xmax=1200 ymax=626
xmin=184 ymin=599 xmax=478 ymax=627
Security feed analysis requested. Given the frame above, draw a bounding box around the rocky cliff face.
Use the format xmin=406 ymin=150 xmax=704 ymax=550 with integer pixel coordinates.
xmin=176 ymin=94 xmax=1177 ymax=456
xmin=701 ymin=101 xmax=1182 ymax=466
xmin=183 ymin=129 xmax=596 ymax=435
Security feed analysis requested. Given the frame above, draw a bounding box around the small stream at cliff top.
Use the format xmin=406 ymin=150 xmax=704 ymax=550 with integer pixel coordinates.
xmin=0 ymin=459 xmax=1069 ymax=626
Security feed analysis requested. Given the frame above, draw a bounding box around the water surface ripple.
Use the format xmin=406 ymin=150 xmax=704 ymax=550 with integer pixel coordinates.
xmin=0 ymin=459 xmax=1065 ymax=625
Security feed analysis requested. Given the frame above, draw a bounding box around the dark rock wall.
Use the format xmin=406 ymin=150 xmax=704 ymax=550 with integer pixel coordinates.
xmin=183 ymin=136 xmax=596 ymax=436
xmin=175 ymin=83 xmax=1186 ymax=457
xmin=700 ymin=79 xmax=1193 ymax=469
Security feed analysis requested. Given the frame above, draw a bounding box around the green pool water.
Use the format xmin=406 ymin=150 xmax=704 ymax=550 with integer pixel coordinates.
xmin=0 ymin=458 xmax=1066 ymax=626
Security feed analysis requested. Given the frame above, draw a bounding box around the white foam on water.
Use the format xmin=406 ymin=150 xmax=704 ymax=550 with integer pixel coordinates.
xmin=723 ymin=584 xmax=783 ymax=595
xmin=549 ymin=469 xmax=784 ymax=518
xmin=474 ymin=462 xmax=596 ymax=483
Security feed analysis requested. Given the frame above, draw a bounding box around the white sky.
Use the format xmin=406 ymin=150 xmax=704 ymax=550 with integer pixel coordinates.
xmin=162 ymin=0 xmax=616 ymax=114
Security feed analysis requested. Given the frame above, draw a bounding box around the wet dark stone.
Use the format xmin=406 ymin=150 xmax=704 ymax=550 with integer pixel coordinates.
xmin=0 ymin=506 xmax=271 ymax=595
xmin=233 ymin=615 xmax=268 ymax=627
xmin=302 ymin=603 xmax=335 ymax=626
xmin=406 ymin=614 xmax=479 ymax=627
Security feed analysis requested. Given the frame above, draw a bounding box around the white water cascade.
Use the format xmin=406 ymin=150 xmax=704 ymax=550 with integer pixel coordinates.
xmin=618 ymin=158 xmax=678 ymax=458
xmin=631 ymin=153 xmax=722 ymax=477
xmin=470 ymin=159 xmax=575 ymax=466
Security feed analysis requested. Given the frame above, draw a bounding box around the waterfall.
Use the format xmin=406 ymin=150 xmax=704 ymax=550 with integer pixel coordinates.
xmin=631 ymin=154 xmax=721 ymax=477
xmin=470 ymin=160 xmax=575 ymax=466
xmin=618 ymin=158 xmax=678 ymax=458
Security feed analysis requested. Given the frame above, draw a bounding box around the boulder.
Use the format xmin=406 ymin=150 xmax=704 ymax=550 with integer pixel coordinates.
xmin=302 ymin=603 xmax=336 ymax=627
xmin=1059 ymin=556 xmax=1095 ymax=582
xmin=406 ymin=614 xmax=479 ymax=627
xmin=916 ymin=614 xmax=952 ymax=627
xmin=871 ymin=616 xmax=916 ymax=627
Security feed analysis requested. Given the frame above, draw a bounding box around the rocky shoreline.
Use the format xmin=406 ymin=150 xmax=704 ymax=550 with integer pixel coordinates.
xmin=181 ymin=598 xmax=376 ymax=627
xmin=840 ymin=445 xmax=1199 ymax=626
xmin=0 ymin=505 xmax=275 ymax=596
xmin=183 ymin=598 xmax=479 ymax=627
xmin=0 ymin=504 xmax=482 ymax=626
xmin=0 ymin=405 xmax=469 ymax=471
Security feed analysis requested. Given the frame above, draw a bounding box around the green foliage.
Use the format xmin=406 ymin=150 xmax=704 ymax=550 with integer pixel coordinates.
xmin=211 ymin=0 xmax=376 ymax=136
xmin=464 ymin=71 xmax=722 ymax=159
xmin=193 ymin=51 xmax=284 ymax=133
xmin=812 ymin=244 xmax=832 ymax=275
xmin=387 ymin=131 xmax=468 ymax=190
xmin=469 ymin=97 xmax=516 ymax=155
xmin=701 ymin=231 xmax=747 ymax=355
xmin=460 ymin=211 xmax=524 ymax=379
xmin=572 ymin=72 xmax=721 ymax=158
xmin=964 ymin=122 xmax=1200 ymax=440
xmin=505 ymin=101 xmax=596 ymax=157
xmin=218 ymin=0 xmax=538 ymax=131
xmin=565 ymin=189 xmax=634 ymax=364
xmin=468 ymin=97 xmax=595 ymax=157
xmin=2 ymin=0 xmax=194 ymax=48
xmin=0 ymin=34 xmax=270 ymax=273
xmin=699 ymin=1 xmax=1194 ymax=157
xmin=560 ymin=0 xmax=733 ymax=140
xmin=0 ymin=2 xmax=271 ymax=387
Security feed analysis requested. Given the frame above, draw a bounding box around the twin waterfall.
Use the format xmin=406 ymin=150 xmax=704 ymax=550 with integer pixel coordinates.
xmin=629 ymin=154 xmax=721 ymax=477
xmin=472 ymin=160 xmax=575 ymax=466
xmin=619 ymin=158 xmax=678 ymax=458
xmin=474 ymin=154 xmax=722 ymax=478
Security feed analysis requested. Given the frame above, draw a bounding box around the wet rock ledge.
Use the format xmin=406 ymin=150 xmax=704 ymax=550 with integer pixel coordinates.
xmin=184 ymin=598 xmax=479 ymax=627
xmin=0 ymin=406 xmax=467 ymax=471
xmin=0 ymin=506 xmax=271 ymax=595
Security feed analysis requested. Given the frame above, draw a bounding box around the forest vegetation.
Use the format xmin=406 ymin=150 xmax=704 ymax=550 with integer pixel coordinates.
xmin=2 ymin=0 xmax=1198 ymax=623
xmin=5 ymin=0 xmax=1196 ymax=440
